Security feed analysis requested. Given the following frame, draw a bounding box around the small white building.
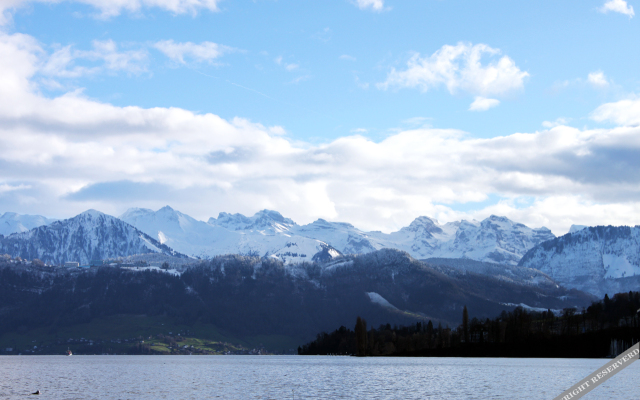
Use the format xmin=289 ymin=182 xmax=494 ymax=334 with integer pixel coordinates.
xmin=64 ymin=261 xmax=80 ymax=267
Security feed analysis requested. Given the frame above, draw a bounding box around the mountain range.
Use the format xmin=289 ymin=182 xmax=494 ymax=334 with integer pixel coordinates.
xmin=121 ymin=206 xmax=556 ymax=265
xmin=0 ymin=206 xmax=556 ymax=267
xmin=1 ymin=206 xmax=639 ymax=298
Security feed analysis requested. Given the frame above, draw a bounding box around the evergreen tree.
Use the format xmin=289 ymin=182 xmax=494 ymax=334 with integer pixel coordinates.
xmin=462 ymin=305 xmax=469 ymax=343
xmin=355 ymin=316 xmax=367 ymax=357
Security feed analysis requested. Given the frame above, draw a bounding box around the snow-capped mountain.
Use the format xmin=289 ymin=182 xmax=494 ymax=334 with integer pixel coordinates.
xmin=518 ymin=225 xmax=640 ymax=296
xmin=119 ymin=207 xmax=555 ymax=265
xmin=120 ymin=206 xmax=243 ymax=259
xmin=0 ymin=212 xmax=56 ymax=236
xmin=0 ymin=210 xmax=184 ymax=265
xmin=428 ymin=215 xmax=556 ymax=265
xmin=121 ymin=207 xmax=340 ymax=264
xmin=292 ymin=215 xmax=554 ymax=265
xmin=0 ymin=206 xmax=556 ymax=267
xmin=210 ymin=209 xmax=296 ymax=234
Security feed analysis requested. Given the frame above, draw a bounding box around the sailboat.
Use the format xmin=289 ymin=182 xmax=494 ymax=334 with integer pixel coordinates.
xmin=67 ymin=348 xmax=72 ymax=356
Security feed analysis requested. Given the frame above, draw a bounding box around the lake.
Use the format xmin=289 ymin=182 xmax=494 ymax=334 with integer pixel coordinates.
xmin=1 ymin=355 xmax=637 ymax=399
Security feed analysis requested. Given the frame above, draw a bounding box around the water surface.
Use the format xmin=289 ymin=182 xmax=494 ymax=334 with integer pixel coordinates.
xmin=1 ymin=355 xmax=637 ymax=399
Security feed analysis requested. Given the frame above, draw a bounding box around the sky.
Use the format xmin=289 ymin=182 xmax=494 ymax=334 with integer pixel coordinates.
xmin=0 ymin=0 xmax=639 ymax=235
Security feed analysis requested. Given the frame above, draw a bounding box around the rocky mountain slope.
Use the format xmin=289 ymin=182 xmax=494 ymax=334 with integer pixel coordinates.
xmin=518 ymin=225 xmax=640 ymax=297
xmin=0 ymin=210 xmax=185 ymax=265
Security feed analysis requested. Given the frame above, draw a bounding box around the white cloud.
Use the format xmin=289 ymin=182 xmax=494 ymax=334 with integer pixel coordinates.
xmin=269 ymin=126 xmax=286 ymax=135
xmin=351 ymin=128 xmax=368 ymax=133
xmin=0 ymin=183 xmax=31 ymax=194
xmin=587 ymin=71 xmax=610 ymax=87
xmin=401 ymin=117 xmax=432 ymax=128
xmin=274 ymin=56 xmax=300 ymax=72
xmin=354 ymin=76 xmax=369 ymax=89
xmin=591 ymin=97 xmax=640 ymax=126
xmin=379 ymin=42 xmax=529 ymax=99
xmin=289 ymin=75 xmax=311 ymax=84
xmin=1 ymin=0 xmax=221 ymax=24
xmin=542 ymin=117 xmax=570 ymax=128
xmin=599 ymin=0 xmax=635 ymax=17
xmin=352 ymin=0 xmax=385 ymax=12
xmin=154 ymin=40 xmax=234 ymax=64
xmin=38 ymin=40 xmax=147 ymax=79
xmin=468 ymin=96 xmax=500 ymax=111
xmin=3 ymin=31 xmax=640 ymax=235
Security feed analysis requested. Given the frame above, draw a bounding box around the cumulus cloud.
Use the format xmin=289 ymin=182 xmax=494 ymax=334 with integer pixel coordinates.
xmin=154 ymin=40 xmax=235 ymax=64
xmin=352 ymin=0 xmax=385 ymax=12
xmin=591 ymin=97 xmax=640 ymax=126
xmin=2 ymin=31 xmax=640 ymax=234
xmin=379 ymin=42 xmax=529 ymax=100
xmin=468 ymin=96 xmax=500 ymax=111
xmin=587 ymin=71 xmax=610 ymax=87
xmin=599 ymin=0 xmax=635 ymax=17
xmin=1 ymin=0 xmax=221 ymax=24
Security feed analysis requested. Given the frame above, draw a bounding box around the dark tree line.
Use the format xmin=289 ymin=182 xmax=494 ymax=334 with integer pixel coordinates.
xmin=299 ymin=291 xmax=640 ymax=358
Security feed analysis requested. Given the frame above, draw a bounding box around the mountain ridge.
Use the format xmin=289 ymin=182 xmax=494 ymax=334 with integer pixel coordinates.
xmin=2 ymin=207 xmax=558 ymax=266
xmin=518 ymin=225 xmax=640 ymax=296
xmin=0 ymin=210 xmax=186 ymax=265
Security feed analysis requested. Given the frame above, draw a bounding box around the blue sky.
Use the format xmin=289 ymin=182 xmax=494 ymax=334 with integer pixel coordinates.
xmin=0 ymin=0 xmax=640 ymax=234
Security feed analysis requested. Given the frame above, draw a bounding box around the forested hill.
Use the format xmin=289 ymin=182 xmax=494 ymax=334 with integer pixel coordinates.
xmin=0 ymin=249 xmax=593 ymax=352
xmin=299 ymin=291 xmax=640 ymax=358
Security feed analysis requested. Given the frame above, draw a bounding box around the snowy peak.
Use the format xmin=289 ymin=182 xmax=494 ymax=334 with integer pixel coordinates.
xmin=119 ymin=207 xmax=155 ymax=221
xmin=401 ymin=216 xmax=444 ymax=236
xmin=0 ymin=212 xmax=56 ymax=236
xmin=434 ymin=215 xmax=555 ymax=265
xmin=120 ymin=206 xmax=238 ymax=258
xmin=211 ymin=209 xmax=296 ymax=234
xmin=569 ymin=225 xmax=588 ymax=234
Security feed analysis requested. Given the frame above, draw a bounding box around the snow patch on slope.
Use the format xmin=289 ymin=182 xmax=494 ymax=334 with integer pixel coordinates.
xmin=367 ymin=292 xmax=399 ymax=311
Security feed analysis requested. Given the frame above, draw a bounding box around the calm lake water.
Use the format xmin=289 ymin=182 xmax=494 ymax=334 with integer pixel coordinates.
xmin=1 ymin=355 xmax=637 ymax=399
